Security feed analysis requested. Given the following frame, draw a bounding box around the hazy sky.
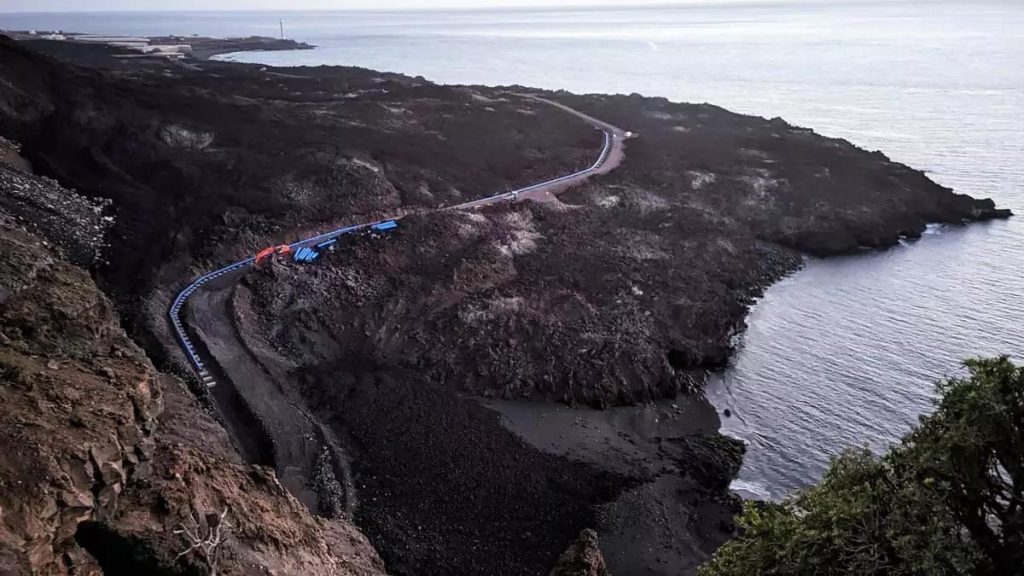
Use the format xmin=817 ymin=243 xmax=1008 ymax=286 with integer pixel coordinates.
xmin=1 ymin=0 xmax=742 ymax=13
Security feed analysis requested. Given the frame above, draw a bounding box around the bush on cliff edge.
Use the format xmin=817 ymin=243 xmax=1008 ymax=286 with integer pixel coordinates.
xmin=700 ymin=357 xmax=1023 ymax=576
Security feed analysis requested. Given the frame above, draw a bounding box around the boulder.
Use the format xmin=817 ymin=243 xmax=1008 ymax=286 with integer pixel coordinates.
xmin=550 ymin=529 xmax=611 ymax=576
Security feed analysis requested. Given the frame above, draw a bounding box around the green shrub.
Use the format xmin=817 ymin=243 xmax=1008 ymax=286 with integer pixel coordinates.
xmin=701 ymin=357 xmax=1023 ymax=576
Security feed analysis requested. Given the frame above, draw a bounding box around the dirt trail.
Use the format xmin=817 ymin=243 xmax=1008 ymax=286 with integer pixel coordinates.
xmin=186 ymin=283 xmax=348 ymax=515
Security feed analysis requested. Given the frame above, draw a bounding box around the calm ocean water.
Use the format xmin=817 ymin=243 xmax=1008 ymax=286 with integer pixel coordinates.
xmin=4 ymin=1 xmax=1022 ymax=500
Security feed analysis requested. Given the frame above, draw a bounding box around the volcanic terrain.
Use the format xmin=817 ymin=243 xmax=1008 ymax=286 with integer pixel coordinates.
xmin=0 ymin=34 xmax=1011 ymax=576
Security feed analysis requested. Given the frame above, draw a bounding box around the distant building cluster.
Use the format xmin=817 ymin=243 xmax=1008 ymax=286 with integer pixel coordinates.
xmin=24 ymin=29 xmax=193 ymax=60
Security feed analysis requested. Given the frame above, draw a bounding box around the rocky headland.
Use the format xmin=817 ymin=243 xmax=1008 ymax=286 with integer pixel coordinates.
xmin=0 ymin=33 xmax=1011 ymax=575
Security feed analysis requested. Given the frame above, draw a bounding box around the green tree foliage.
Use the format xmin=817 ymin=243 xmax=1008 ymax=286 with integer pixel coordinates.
xmin=700 ymin=357 xmax=1023 ymax=575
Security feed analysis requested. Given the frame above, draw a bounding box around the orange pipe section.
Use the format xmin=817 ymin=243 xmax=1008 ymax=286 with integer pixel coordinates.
xmin=255 ymin=244 xmax=293 ymax=265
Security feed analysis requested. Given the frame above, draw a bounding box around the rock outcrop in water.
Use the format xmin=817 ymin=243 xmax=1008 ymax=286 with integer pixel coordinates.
xmin=0 ymin=34 xmax=1011 ymax=576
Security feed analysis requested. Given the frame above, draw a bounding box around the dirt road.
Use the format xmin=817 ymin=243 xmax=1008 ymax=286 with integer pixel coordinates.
xmin=186 ymin=281 xmax=353 ymax=516
xmin=454 ymin=95 xmax=629 ymax=207
xmin=173 ymin=98 xmax=630 ymax=521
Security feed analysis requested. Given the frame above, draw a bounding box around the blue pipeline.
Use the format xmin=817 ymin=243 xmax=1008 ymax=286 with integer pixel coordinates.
xmin=294 ymin=247 xmax=319 ymax=262
xmin=170 ymin=129 xmax=613 ymax=378
xmin=371 ymin=220 xmax=398 ymax=231
xmin=168 ymin=256 xmax=255 ymax=371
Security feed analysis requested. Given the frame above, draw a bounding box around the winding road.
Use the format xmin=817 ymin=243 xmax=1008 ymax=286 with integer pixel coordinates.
xmin=166 ymin=95 xmax=629 ymax=513
xmin=169 ymin=96 xmax=627 ymax=388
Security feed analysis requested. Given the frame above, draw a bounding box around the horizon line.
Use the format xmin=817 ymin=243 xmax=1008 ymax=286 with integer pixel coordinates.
xmin=0 ymin=0 xmax=800 ymax=16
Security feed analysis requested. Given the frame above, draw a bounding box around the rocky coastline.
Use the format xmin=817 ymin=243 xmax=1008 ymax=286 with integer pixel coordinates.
xmin=0 ymin=34 xmax=1011 ymax=575
xmin=3 ymin=30 xmax=313 ymax=64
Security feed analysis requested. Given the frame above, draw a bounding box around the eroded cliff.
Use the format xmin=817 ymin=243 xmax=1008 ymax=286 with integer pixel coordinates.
xmin=0 ymin=139 xmax=384 ymax=576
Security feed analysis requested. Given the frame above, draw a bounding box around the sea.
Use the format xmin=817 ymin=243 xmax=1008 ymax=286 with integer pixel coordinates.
xmin=3 ymin=0 xmax=1022 ymax=500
